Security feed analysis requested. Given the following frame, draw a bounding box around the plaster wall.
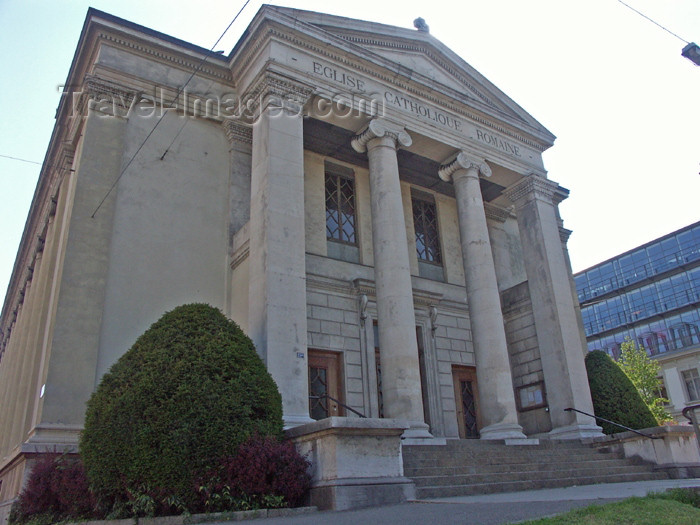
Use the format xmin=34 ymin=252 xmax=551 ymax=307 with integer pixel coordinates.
xmin=96 ymin=109 xmax=229 ymax=380
xmin=489 ymin=216 xmax=527 ymax=292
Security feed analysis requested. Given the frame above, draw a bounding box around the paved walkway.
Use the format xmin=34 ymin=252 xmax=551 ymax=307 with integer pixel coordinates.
xmin=221 ymin=479 xmax=700 ymax=525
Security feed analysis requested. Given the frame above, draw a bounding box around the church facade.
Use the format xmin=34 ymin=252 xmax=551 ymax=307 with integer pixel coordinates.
xmin=0 ymin=6 xmax=601 ymax=516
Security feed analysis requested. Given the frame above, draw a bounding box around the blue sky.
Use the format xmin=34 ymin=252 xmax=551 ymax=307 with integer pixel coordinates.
xmin=1 ymin=0 xmax=699 ymax=308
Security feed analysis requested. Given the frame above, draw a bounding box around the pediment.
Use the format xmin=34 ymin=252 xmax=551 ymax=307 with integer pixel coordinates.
xmin=261 ymin=6 xmax=553 ymax=141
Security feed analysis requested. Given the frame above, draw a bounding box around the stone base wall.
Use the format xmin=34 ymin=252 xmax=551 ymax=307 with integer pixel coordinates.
xmin=589 ymin=425 xmax=700 ymax=478
xmin=501 ymin=281 xmax=551 ymax=435
xmin=286 ymin=417 xmax=414 ymax=510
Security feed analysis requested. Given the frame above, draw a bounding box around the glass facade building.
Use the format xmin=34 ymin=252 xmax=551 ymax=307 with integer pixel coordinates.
xmin=575 ymin=221 xmax=700 ymax=360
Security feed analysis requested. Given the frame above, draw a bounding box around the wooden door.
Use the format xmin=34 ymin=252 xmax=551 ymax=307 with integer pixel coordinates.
xmin=452 ymin=366 xmax=480 ymax=438
xmin=308 ymin=350 xmax=344 ymax=420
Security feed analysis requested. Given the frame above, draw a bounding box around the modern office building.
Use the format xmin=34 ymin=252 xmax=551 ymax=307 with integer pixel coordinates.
xmin=575 ymin=221 xmax=700 ymax=418
xmin=0 ymin=5 xmax=603 ymax=517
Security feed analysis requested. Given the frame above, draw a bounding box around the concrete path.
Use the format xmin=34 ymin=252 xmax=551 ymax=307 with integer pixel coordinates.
xmin=217 ymin=479 xmax=700 ymax=525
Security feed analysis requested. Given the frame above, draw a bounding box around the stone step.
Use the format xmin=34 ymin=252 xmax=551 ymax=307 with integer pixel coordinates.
xmin=404 ymin=458 xmax=637 ymax=477
xmin=409 ymin=464 xmax=656 ymax=487
xmin=414 ymin=471 xmax=670 ymax=499
xmin=404 ymin=441 xmax=613 ymax=453
xmin=403 ymin=440 xmax=670 ymax=499
xmin=403 ymin=451 xmax=621 ymax=467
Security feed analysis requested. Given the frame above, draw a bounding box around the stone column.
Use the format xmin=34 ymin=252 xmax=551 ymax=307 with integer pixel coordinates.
xmin=439 ymin=153 xmax=526 ymax=440
xmin=247 ymin=73 xmax=314 ymax=428
xmin=352 ymin=119 xmax=430 ymax=437
xmin=504 ymin=175 xmax=603 ymax=439
xmin=37 ymin=82 xmax=130 ymax=445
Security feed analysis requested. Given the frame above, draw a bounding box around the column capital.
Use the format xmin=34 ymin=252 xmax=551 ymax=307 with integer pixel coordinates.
xmin=81 ymin=75 xmax=139 ymax=117
xmin=559 ymin=226 xmax=573 ymax=244
xmin=223 ymin=120 xmax=252 ymax=145
xmin=351 ymin=119 xmax=412 ymax=153
xmin=503 ymin=174 xmax=560 ymax=207
xmin=438 ymin=152 xmax=491 ymax=182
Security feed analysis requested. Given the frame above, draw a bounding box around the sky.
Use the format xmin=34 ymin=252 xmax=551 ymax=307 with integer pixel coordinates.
xmin=1 ymin=0 xmax=698 ymax=309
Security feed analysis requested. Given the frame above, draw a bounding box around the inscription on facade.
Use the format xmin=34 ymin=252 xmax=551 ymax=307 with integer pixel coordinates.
xmin=383 ymin=92 xmax=462 ymax=131
xmin=312 ymin=62 xmax=366 ymax=91
xmin=309 ymin=59 xmax=462 ymax=132
xmin=308 ymin=59 xmax=531 ymax=162
xmin=474 ymin=129 xmax=521 ymax=158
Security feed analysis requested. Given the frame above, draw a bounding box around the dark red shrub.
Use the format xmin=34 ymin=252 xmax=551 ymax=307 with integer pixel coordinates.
xmin=226 ymin=435 xmax=311 ymax=507
xmin=195 ymin=435 xmax=311 ymax=511
xmin=9 ymin=453 xmax=97 ymax=524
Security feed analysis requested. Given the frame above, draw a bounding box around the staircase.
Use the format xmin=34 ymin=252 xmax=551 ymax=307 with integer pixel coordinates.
xmin=403 ymin=439 xmax=669 ymax=499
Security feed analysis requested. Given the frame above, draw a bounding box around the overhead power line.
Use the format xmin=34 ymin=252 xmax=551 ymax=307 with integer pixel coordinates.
xmin=617 ymin=0 xmax=690 ymax=44
xmin=0 ymin=154 xmax=43 ymax=166
xmin=90 ymin=0 xmax=252 ymax=219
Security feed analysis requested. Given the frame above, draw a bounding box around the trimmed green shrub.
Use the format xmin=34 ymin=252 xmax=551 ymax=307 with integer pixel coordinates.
xmin=9 ymin=453 xmax=97 ymax=524
xmin=80 ymin=303 xmax=283 ymax=514
xmin=585 ymin=350 xmax=657 ymax=434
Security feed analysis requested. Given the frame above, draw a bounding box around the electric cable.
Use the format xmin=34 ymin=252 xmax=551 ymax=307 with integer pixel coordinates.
xmin=617 ymin=0 xmax=690 ymax=44
xmin=90 ymin=0 xmax=252 ymax=218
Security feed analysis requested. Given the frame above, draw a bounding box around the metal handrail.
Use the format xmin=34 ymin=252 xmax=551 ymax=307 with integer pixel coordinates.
xmin=309 ymin=393 xmax=367 ymax=418
xmin=564 ymin=407 xmax=662 ymax=439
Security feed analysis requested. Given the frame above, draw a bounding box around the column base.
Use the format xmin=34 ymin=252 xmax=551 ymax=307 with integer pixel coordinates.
xmin=399 ymin=420 xmax=434 ymax=441
xmin=283 ymin=413 xmax=316 ymax=430
xmin=549 ymin=423 xmax=604 ymax=440
xmin=480 ymin=422 xmax=527 ymax=440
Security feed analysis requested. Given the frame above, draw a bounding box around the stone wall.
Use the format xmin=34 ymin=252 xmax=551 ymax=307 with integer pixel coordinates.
xmin=502 ymin=281 xmax=551 ymax=435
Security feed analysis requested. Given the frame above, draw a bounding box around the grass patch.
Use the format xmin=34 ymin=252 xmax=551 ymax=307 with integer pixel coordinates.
xmin=519 ymin=491 xmax=700 ymax=524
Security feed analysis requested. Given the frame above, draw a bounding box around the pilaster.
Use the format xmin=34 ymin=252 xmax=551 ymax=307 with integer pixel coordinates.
xmin=39 ymin=101 xmax=128 ymax=441
xmin=247 ymin=75 xmax=313 ymax=428
xmin=504 ymin=175 xmax=603 ymax=439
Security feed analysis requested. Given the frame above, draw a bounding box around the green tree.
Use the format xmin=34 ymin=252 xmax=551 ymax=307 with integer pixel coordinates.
xmin=617 ymin=339 xmax=672 ymax=424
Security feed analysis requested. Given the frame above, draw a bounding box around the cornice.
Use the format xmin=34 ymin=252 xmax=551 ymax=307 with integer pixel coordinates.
xmin=96 ymin=31 xmax=231 ymax=83
xmin=307 ymin=275 xmax=356 ymax=296
xmin=484 ymin=202 xmax=513 ymax=223
xmin=232 ymin=24 xmax=550 ymax=152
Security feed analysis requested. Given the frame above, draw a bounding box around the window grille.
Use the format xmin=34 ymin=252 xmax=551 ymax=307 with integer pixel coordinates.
xmin=325 ymin=169 xmax=356 ymax=245
xmin=412 ymin=196 xmax=442 ymax=264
